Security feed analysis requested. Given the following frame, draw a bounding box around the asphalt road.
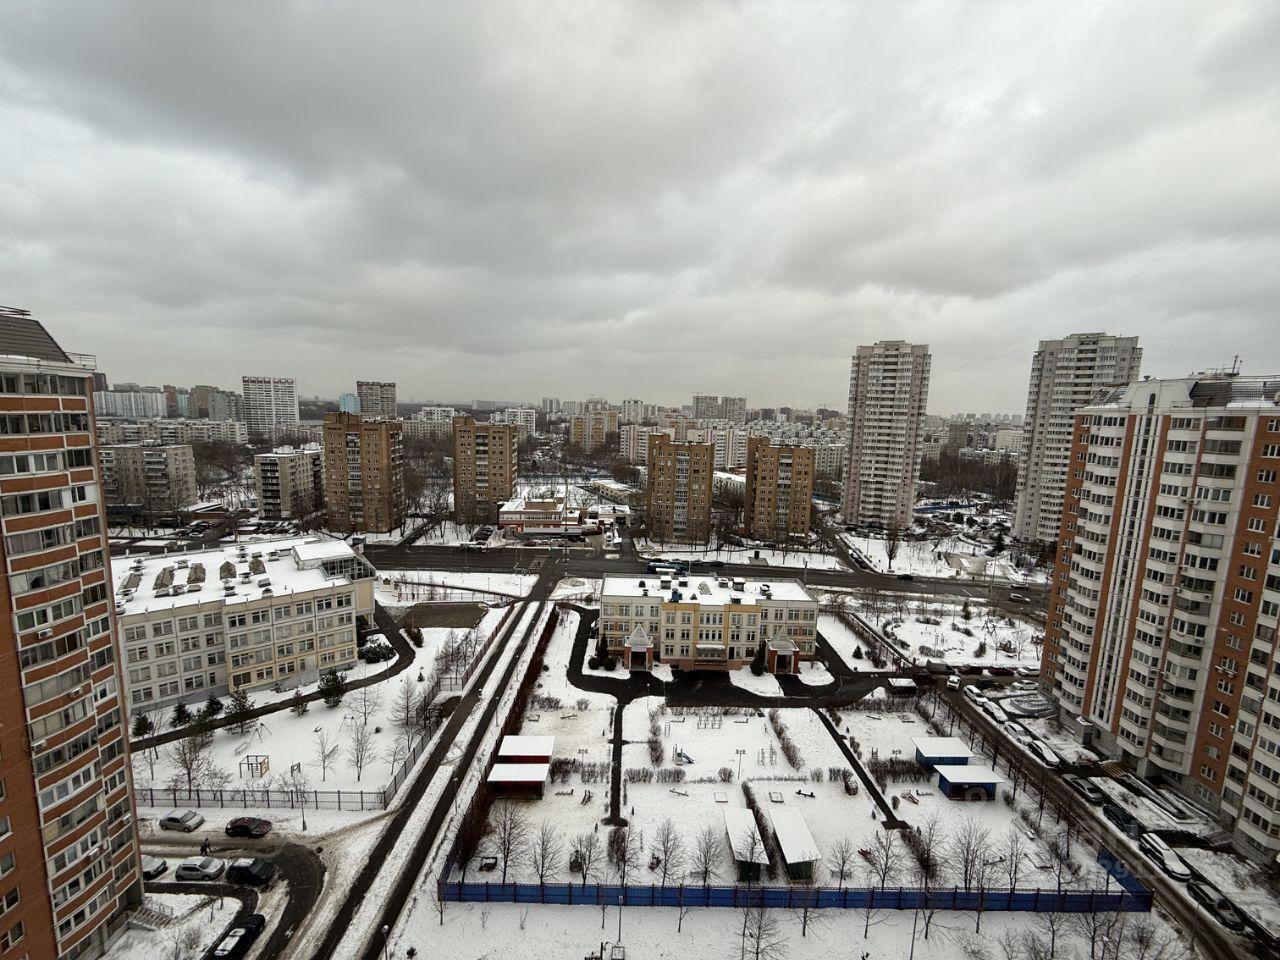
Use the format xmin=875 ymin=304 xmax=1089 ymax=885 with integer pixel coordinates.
xmin=364 ymin=542 xmax=1047 ymax=607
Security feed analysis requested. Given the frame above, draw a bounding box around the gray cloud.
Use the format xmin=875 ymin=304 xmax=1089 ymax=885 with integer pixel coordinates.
xmin=1 ymin=0 xmax=1278 ymax=411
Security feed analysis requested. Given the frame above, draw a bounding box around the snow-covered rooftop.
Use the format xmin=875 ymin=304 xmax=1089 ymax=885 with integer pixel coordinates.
xmin=912 ymin=736 xmax=975 ymax=759
xmin=497 ymin=735 xmax=555 ymax=758
xmin=935 ymin=765 xmax=1005 ymax=785
xmin=722 ymin=808 xmax=769 ymax=863
xmin=486 ymin=763 xmax=550 ymax=784
xmin=112 ymin=536 xmax=368 ymax=616
xmin=601 ymin=575 xmax=816 ymax=606
xmin=768 ymin=807 xmax=821 ymax=865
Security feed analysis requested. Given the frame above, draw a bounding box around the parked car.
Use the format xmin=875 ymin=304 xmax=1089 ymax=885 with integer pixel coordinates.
xmin=159 ymin=810 xmax=206 ymax=833
xmin=1003 ymin=720 xmax=1032 ymax=739
xmin=982 ymin=700 xmax=1010 ymax=724
xmin=896 ymin=573 xmax=915 ymax=581
xmin=226 ymin=857 xmax=277 ymax=886
xmin=707 ymin=560 xmax=726 ymax=569
xmin=207 ymin=913 xmax=266 ymax=959
xmin=1009 ymin=593 xmax=1030 ymax=603
xmin=224 ymin=817 xmax=272 ymax=839
xmin=1027 ymin=740 xmax=1060 ymax=768
xmin=1138 ymin=833 xmax=1192 ymax=881
xmin=1187 ymin=880 xmax=1248 ymax=931
xmin=963 ymin=686 xmax=988 ymax=705
xmin=946 ymin=675 xmax=961 ymax=690
xmin=1102 ymin=802 xmax=1144 ymax=838
xmin=1010 ymin=680 xmax=1038 ymax=692
xmin=174 ymin=856 xmax=226 ymax=882
xmin=1063 ymin=774 xmax=1107 ymax=805
xmin=140 ymin=855 xmax=169 ymax=880
xmin=1015 ymin=665 xmax=1039 ymax=677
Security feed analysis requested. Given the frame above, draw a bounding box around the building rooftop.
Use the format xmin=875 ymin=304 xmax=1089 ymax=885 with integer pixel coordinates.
xmin=722 ymin=808 xmax=770 ymax=863
xmin=486 ymin=762 xmax=550 ymax=784
xmin=0 ymin=307 xmax=70 ymax=363
xmin=111 ymin=536 xmax=369 ymax=616
xmin=935 ymin=766 xmax=1006 ymax=785
xmin=498 ymin=497 xmax=567 ymax=514
xmin=601 ymin=575 xmax=816 ymax=606
xmin=497 ymin=735 xmax=555 ymax=758
xmin=768 ymin=807 xmax=821 ymax=864
xmin=912 ymin=736 xmax=974 ymax=759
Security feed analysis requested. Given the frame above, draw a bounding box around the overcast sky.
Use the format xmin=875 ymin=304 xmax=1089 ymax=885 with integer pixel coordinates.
xmin=2 ymin=2 xmax=1278 ymax=413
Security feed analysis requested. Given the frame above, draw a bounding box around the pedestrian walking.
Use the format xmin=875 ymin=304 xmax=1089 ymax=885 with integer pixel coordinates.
xmin=200 ymin=838 xmax=210 ymax=856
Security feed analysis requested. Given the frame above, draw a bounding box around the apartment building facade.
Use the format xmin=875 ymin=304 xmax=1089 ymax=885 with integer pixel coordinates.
xmin=452 ymin=416 xmax=517 ymax=524
xmin=95 ymin=418 xmax=247 ymax=446
xmin=842 ymin=341 xmax=931 ymax=528
xmin=1042 ymin=375 xmax=1280 ymax=862
xmin=490 ymin=407 xmax=537 ymax=439
xmin=1014 ymin=332 xmax=1142 ymax=546
xmin=600 ymin=575 xmax=817 ymax=673
xmin=355 ymin=381 xmax=397 ymax=419
xmin=254 ymin=444 xmax=324 ymax=521
xmin=569 ymin=410 xmax=619 ymax=453
xmin=743 ymin=438 xmax=815 ymax=541
xmin=98 ymin=443 xmax=198 ymax=517
xmin=115 ymin=538 xmax=373 ymax=711
xmin=241 ymin=376 xmax=299 ymax=436
xmin=0 ymin=308 xmax=144 ymax=960
xmin=321 ymin=413 xmax=404 ymax=534
xmin=90 ymin=389 xmax=164 ymax=419
xmin=645 ymin=435 xmax=714 ymax=544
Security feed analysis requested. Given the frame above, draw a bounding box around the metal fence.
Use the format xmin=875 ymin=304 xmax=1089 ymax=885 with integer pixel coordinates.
xmin=437 ymin=880 xmax=1152 ymax=913
xmin=137 ymin=786 xmax=387 ymax=812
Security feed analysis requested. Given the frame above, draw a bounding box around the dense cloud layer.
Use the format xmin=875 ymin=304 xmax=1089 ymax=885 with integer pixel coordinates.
xmin=2 ymin=1 xmax=1278 ymax=410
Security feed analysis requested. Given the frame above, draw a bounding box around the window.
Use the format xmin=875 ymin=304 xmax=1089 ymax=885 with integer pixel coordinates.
xmin=0 ymin=920 xmax=22 ymax=951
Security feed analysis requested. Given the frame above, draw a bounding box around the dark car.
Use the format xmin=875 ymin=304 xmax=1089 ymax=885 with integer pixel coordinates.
xmin=1102 ymin=802 xmax=1143 ymax=838
xmin=707 ymin=560 xmax=726 ymax=568
xmin=141 ymin=855 xmax=169 ymax=881
xmin=1187 ymin=880 xmax=1247 ymax=932
xmin=224 ymin=817 xmax=272 ymax=839
xmin=226 ymin=857 xmax=277 ymax=886
xmin=896 ymin=573 xmax=915 ymax=581
xmin=207 ymin=913 xmax=266 ymax=959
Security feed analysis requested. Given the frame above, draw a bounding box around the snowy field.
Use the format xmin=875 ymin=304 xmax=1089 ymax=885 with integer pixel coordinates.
xmin=817 ymin=614 xmax=886 ymax=672
xmin=884 ymin=606 xmax=1040 ymax=668
xmin=639 ymin=538 xmax=849 ymax=571
xmin=843 ymin=534 xmax=1047 ymax=584
xmin=376 ymin=569 xmax=538 ymax=602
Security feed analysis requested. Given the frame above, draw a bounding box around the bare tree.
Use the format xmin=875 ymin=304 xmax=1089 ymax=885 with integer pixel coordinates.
xmin=884 ymin=522 xmax=902 ymax=572
xmin=492 ymin=802 xmax=529 ymax=885
xmin=313 ymin=728 xmax=339 ymax=781
xmin=617 ymin=826 xmax=644 ymax=884
xmin=163 ymin=925 xmax=203 ymax=960
xmin=574 ymin=831 xmax=601 ymax=888
xmin=691 ymin=824 xmax=723 ymax=885
xmin=794 ymin=882 xmax=829 ymax=938
xmin=740 ymin=904 xmax=787 ymax=960
xmin=828 ymin=836 xmax=857 ymax=889
xmin=350 ymin=683 xmax=383 ymax=728
xmin=1123 ymin=916 xmax=1193 ymax=960
xmin=737 ymin=828 xmax=767 ymax=890
xmin=653 ymin=818 xmax=685 ymax=887
xmin=344 ymin=720 xmax=375 ymax=782
xmin=950 ymin=817 xmax=991 ymax=892
xmin=1031 ymin=911 xmax=1068 ymax=960
xmin=1004 ymin=828 xmax=1027 ymax=891
xmin=164 ymin=728 xmax=214 ymax=796
xmin=528 ymin=821 xmax=562 ymax=885
xmin=389 ymin=679 xmax=420 ymax=740
xmin=865 ymin=830 xmax=903 ymax=890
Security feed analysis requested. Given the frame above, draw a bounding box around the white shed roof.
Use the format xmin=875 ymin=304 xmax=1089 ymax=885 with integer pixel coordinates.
xmin=498 ymin=735 xmax=555 ymax=758
xmin=487 ymin=763 xmax=550 ymax=784
xmin=936 ymin=766 xmax=1006 ymax=785
xmin=722 ymin=808 xmax=769 ymax=864
xmin=912 ymin=737 xmax=975 ymax=758
xmin=768 ymin=807 xmax=820 ymax=865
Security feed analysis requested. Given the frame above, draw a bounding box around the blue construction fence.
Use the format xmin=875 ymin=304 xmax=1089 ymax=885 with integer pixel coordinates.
xmin=437 ymin=880 xmax=1150 ymax=913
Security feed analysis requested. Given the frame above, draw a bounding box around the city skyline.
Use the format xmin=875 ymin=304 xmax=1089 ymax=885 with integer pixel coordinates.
xmin=3 ymin=3 xmax=1278 ymax=412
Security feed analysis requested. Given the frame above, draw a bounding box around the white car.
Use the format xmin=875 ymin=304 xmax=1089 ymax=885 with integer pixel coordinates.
xmin=1010 ymin=680 xmax=1038 ymax=692
xmin=158 ymin=810 xmax=205 ymax=832
xmin=963 ymin=686 xmax=988 ymax=705
xmin=983 ymin=700 xmax=1010 ymax=724
xmin=946 ymin=675 xmax=961 ymax=690
xmin=1138 ymin=833 xmax=1191 ymax=881
xmin=1028 ymin=740 xmax=1061 ymax=768
xmin=174 ymin=856 xmax=226 ymax=881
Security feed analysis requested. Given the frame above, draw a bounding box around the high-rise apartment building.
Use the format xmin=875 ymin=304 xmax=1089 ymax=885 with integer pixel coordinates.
xmin=743 ymin=438 xmax=815 ymax=541
xmin=720 ymin=396 xmax=747 ymax=424
xmin=1013 ymin=332 xmax=1142 ymax=546
xmin=355 ymin=381 xmax=397 ymax=419
xmin=569 ymin=410 xmax=619 ymax=453
xmin=91 ymin=388 xmax=165 ymax=419
xmin=490 ymin=407 xmax=537 ymax=439
xmin=255 ymin=444 xmax=325 ymax=521
xmin=0 ymin=307 xmax=143 ymax=959
xmin=841 ymin=340 xmax=931 ymax=528
xmin=95 ymin=418 xmax=247 ymax=446
xmin=645 ymin=435 xmax=714 ymax=543
xmin=338 ymin=393 xmax=360 ymax=414
xmin=98 ymin=443 xmax=198 ymax=518
xmin=452 ymin=416 xmax=517 ymax=523
xmin=1042 ymin=375 xmax=1280 ymax=862
xmin=692 ymin=394 xmax=720 ymax=421
xmin=241 ymin=376 xmax=299 ymax=436
xmin=620 ymin=398 xmax=645 ymax=424
xmin=321 ymin=413 xmax=404 ymax=533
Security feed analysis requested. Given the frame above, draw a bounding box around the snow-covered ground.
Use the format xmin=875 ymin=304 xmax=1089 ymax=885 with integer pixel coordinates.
xmin=816 ymin=614 xmax=886 ymax=673
xmin=844 ymin=534 xmax=1047 ymax=584
xmin=884 ymin=607 xmax=1040 ymax=668
xmin=639 ymin=539 xmax=849 ymax=571
xmin=728 ymin=667 xmax=783 ymax=697
xmin=551 ymin=576 xmax=600 ymax=601
xmin=1176 ymin=846 xmax=1280 ymax=932
xmin=104 ymin=893 xmax=239 ymax=960
xmin=377 ymin=569 xmax=538 ymax=602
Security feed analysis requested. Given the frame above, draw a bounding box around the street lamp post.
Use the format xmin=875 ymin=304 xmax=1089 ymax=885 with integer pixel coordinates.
xmin=617 ymin=893 xmax=623 ymax=942
xmin=381 ymin=924 xmax=390 ymax=960
xmin=736 ymin=748 xmax=746 ymax=779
